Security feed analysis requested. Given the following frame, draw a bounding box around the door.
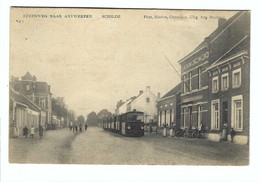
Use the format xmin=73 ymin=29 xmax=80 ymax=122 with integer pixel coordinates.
xmin=188 ymin=106 xmax=192 ymax=128
xmin=222 ymin=101 xmax=228 ymax=124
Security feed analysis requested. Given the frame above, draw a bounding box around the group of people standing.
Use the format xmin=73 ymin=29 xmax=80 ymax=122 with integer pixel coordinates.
xmin=70 ymin=124 xmax=88 ymax=133
xmin=22 ymin=125 xmax=44 ymax=138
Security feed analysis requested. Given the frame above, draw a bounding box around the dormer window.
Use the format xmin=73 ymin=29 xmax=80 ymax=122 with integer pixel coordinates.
xmin=146 ymin=98 xmax=150 ymax=103
xmin=26 ymin=84 xmax=30 ymax=90
xmin=212 ymin=76 xmax=219 ymax=93
xmin=232 ymin=68 xmax=241 ymax=88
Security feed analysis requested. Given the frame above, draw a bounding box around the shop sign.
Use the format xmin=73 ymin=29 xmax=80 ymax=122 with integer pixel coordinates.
xmin=183 ymin=94 xmax=203 ymax=103
xmin=183 ymin=51 xmax=209 ymax=71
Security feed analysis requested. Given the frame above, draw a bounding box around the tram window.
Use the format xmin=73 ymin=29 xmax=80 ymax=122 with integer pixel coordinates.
xmin=127 ymin=113 xmax=144 ymax=122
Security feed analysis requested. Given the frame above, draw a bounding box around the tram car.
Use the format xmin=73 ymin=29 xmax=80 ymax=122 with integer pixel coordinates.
xmin=103 ymin=111 xmax=144 ymax=137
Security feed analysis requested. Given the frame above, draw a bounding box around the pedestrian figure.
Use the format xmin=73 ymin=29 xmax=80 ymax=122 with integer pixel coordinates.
xmin=149 ymin=125 xmax=153 ymax=132
xmin=72 ymin=125 xmax=75 ymax=133
xmin=79 ymin=124 xmax=82 ymax=132
xmin=69 ymin=125 xmax=72 ymax=131
xmin=13 ymin=125 xmax=18 ymax=138
xmin=39 ymin=125 xmax=43 ymax=138
xmin=231 ymin=128 xmax=236 ymax=143
xmin=75 ymin=125 xmax=78 ymax=132
xmin=198 ymin=123 xmax=203 ymax=138
xmin=23 ymin=126 xmax=29 ymax=138
xmin=30 ymin=125 xmax=35 ymax=138
xmin=85 ymin=124 xmax=88 ymax=131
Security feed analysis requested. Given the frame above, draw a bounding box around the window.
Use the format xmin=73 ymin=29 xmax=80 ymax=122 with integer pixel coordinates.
xmin=170 ymin=109 xmax=175 ymax=126
xmin=198 ymin=67 xmax=202 ymax=89
xmin=146 ymin=97 xmax=150 ymax=103
xmin=166 ymin=110 xmax=170 ymax=126
xmin=197 ymin=105 xmax=202 ymax=127
xmin=189 ymin=72 xmax=192 ymax=91
xmin=212 ymin=76 xmax=219 ymax=93
xmin=46 ymin=98 xmax=48 ymax=108
xmin=161 ymin=111 xmax=165 ymax=126
xmin=183 ymin=108 xmax=186 ymax=128
xmin=211 ymin=99 xmax=220 ymax=130
xmin=183 ymin=107 xmax=188 ymax=128
xmin=35 ymin=97 xmax=39 ymax=105
xmin=26 ymin=84 xmax=30 ymax=90
xmin=164 ymin=111 xmax=167 ymax=125
xmin=232 ymin=95 xmax=243 ymax=131
xmin=159 ymin=111 xmax=162 ymax=126
xmin=183 ymin=75 xmax=187 ymax=93
xmin=221 ymin=73 xmax=229 ymax=90
xmin=39 ymin=98 xmax=46 ymax=108
xmin=232 ymin=68 xmax=241 ymax=88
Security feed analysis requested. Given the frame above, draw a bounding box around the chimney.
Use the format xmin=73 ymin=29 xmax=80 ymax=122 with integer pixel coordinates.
xmin=32 ymin=75 xmax=37 ymax=81
xmin=146 ymin=86 xmax=150 ymax=91
xmin=218 ymin=18 xmax=226 ymax=27
xmin=139 ymin=90 xmax=144 ymax=95
xmin=204 ymin=37 xmax=210 ymax=48
xmin=157 ymin=92 xmax=161 ymax=99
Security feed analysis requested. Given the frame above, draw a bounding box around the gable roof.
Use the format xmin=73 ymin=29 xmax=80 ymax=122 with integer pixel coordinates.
xmin=178 ymin=11 xmax=246 ymax=64
xmin=34 ymin=82 xmax=50 ymax=93
xmin=118 ymin=97 xmax=134 ymax=109
xmin=160 ymin=83 xmax=181 ymax=100
xmin=207 ymin=35 xmax=249 ymax=70
xmin=14 ymin=80 xmax=51 ymax=94
xmin=21 ymin=72 xmax=33 ymax=81
xmin=127 ymin=89 xmax=157 ymax=105
xmin=127 ymin=93 xmax=143 ymax=105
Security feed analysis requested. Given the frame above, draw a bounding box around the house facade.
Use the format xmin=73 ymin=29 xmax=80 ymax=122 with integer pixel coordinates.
xmin=207 ymin=38 xmax=250 ymax=144
xmin=179 ymin=44 xmax=210 ymax=130
xmin=117 ymin=98 xmax=134 ymax=115
xmin=126 ymin=86 xmax=158 ymax=124
xmin=9 ymin=89 xmax=44 ymax=137
xmin=178 ymin=11 xmax=250 ymax=144
xmin=10 ymin=72 xmax=52 ymax=126
xmin=157 ymin=83 xmax=181 ymax=134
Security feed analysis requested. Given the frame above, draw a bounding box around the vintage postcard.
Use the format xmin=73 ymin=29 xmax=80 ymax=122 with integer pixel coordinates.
xmin=9 ymin=7 xmax=250 ymax=165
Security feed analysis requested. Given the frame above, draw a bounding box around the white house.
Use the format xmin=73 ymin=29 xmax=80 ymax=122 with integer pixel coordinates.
xmin=126 ymin=86 xmax=158 ymax=124
xmin=118 ymin=98 xmax=134 ymax=115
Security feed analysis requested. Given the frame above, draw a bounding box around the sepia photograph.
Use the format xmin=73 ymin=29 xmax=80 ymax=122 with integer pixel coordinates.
xmin=8 ymin=7 xmax=250 ymax=166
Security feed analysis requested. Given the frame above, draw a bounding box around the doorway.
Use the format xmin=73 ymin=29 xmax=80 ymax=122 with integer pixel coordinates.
xmin=188 ymin=106 xmax=192 ymax=128
xmin=222 ymin=101 xmax=228 ymax=125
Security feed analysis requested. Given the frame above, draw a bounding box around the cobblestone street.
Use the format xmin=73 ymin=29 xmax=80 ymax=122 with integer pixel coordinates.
xmin=9 ymin=127 xmax=249 ymax=165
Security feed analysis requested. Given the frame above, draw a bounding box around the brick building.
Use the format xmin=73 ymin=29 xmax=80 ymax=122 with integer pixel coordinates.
xmin=178 ymin=11 xmax=250 ymax=144
xmin=157 ymin=83 xmax=181 ymax=127
xmin=157 ymin=83 xmax=181 ymax=134
xmin=10 ymin=72 xmax=52 ymax=127
xmin=9 ymin=89 xmax=45 ymax=137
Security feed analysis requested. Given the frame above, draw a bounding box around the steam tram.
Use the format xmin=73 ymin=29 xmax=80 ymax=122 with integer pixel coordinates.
xmin=103 ymin=111 xmax=144 ymax=137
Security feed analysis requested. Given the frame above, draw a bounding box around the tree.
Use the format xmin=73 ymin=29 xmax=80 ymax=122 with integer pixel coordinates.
xmin=86 ymin=112 xmax=99 ymax=126
xmin=68 ymin=110 xmax=75 ymax=123
xmin=97 ymin=109 xmax=112 ymax=123
xmin=77 ymin=115 xmax=85 ymax=125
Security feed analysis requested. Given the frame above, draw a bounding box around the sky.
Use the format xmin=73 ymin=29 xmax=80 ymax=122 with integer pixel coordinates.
xmin=10 ymin=8 xmax=237 ymax=117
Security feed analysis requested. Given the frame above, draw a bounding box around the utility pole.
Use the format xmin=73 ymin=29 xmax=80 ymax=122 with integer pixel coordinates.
xmin=162 ymin=52 xmax=191 ymax=91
